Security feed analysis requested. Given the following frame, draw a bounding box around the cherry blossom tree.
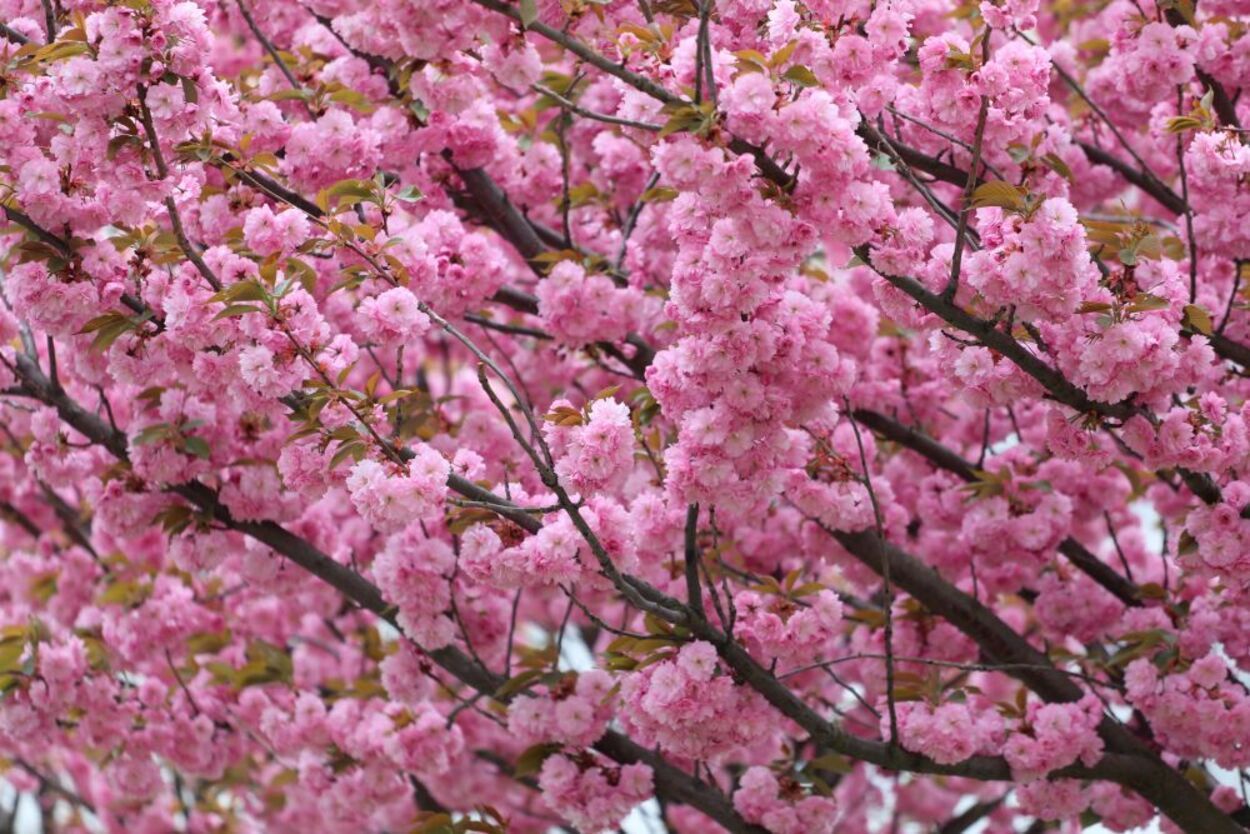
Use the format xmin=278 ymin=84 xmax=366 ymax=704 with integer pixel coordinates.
xmin=1 ymin=0 xmax=1250 ymax=831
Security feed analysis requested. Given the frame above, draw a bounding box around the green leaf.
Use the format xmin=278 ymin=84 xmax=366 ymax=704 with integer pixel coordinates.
xmin=806 ymin=752 xmax=854 ymax=775
xmin=1080 ymin=810 xmax=1103 ymax=829
xmin=657 ymin=103 xmax=711 ymax=138
xmin=79 ymin=312 xmax=146 ymax=352
xmin=237 ymin=639 xmax=293 ymax=687
xmin=519 ymin=0 xmax=538 ymax=27
xmin=30 ymin=572 xmax=58 ymax=603
xmin=1162 ymin=236 xmax=1186 ymax=260
xmin=78 ymin=313 xmax=125 ymax=335
xmin=414 ymin=812 xmax=454 ymax=834
xmin=187 ymin=629 xmax=233 ymax=655
xmin=769 ymin=40 xmax=798 ymax=68
xmin=152 ymin=504 xmax=194 ymax=535
xmin=640 ymin=185 xmax=679 ymax=203
xmin=513 ymin=742 xmax=562 ymax=777
xmin=211 ymin=280 xmax=268 ymax=304
xmin=1182 ymin=303 xmax=1214 ymax=335
xmin=1126 ymin=293 xmax=1170 ymax=313
xmin=394 ymin=185 xmax=423 ymax=203
xmin=0 ymin=637 xmax=26 ymax=673
xmin=213 ymin=303 xmax=261 ymax=320
xmin=329 ymin=440 xmax=367 ymax=469
xmin=97 ymin=579 xmax=151 ymax=609
xmin=133 ymin=423 xmax=172 ymax=446
xmin=107 ymin=134 xmax=141 ymax=161
xmin=969 ymin=180 xmax=1026 ymax=212
xmin=1041 ymin=152 xmax=1073 ymax=181
xmin=781 ymin=65 xmax=819 ymax=87
xmin=317 ymin=179 xmax=378 ymax=212
xmin=35 ymin=41 xmax=91 ymax=63
xmin=327 ymin=88 xmax=374 ymax=114
xmin=182 ymin=436 xmax=212 ymax=459
xmin=267 ymin=88 xmax=312 ymax=102
xmin=1006 ymin=143 xmax=1032 ymax=164
xmin=494 ymin=668 xmax=545 ymax=699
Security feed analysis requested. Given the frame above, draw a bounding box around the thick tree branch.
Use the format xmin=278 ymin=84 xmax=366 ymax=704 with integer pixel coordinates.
xmin=851 ymin=408 xmax=1142 ymax=607
xmin=855 ymin=249 xmax=1135 ymax=421
xmin=1077 ymin=141 xmax=1188 ymax=215
xmin=5 ymin=354 xmax=764 ymax=834
xmin=820 ymin=525 xmax=1240 ymax=834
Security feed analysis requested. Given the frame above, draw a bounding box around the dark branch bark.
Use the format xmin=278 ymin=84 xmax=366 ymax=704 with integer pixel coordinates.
xmin=852 ymin=408 xmax=1142 ymax=607
xmin=5 ymin=354 xmax=764 ymax=833
xmin=857 ymin=248 xmax=1227 ymax=508
xmin=856 ymin=249 xmax=1136 ymax=421
xmin=858 ymin=121 xmax=974 ymax=189
xmin=822 ymin=525 xmax=1240 ymax=834
xmin=0 ymin=22 xmax=29 ymax=45
xmin=937 ymin=797 xmax=1006 ymax=834
xmin=1077 ymin=141 xmax=1188 ymax=215
xmin=0 ymin=501 xmax=41 ymax=539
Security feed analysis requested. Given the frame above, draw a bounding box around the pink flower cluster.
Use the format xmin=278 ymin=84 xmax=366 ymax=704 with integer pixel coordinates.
xmin=1043 ymin=259 xmax=1216 ymax=407
xmin=642 ymin=129 xmax=866 ymax=514
xmin=345 ymin=445 xmax=450 ymax=534
xmin=283 ymin=109 xmax=382 ymax=190
xmin=538 ymin=752 xmax=653 ymax=834
xmin=732 ymin=766 xmax=838 ymax=834
xmin=891 ymin=701 xmax=1004 ymax=765
xmin=536 ymin=262 xmax=644 ymax=347
xmin=1002 ymin=695 xmax=1105 ymax=780
xmin=963 ymin=198 xmax=1099 ymax=322
xmin=391 ymin=209 xmax=512 ymax=317
xmin=1125 ymin=653 xmax=1250 ymax=769
xmin=619 ymin=641 xmax=773 ymax=760
xmin=7 ymin=0 xmax=1250 ymax=828
xmin=369 ymin=524 xmax=456 ymax=649
xmin=545 ymin=398 xmax=636 ymax=496
xmin=937 ymin=337 xmax=1043 ymax=408
xmin=732 ymin=589 xmax=844 ymax=663
xmin=461 ymin=497 xmax=637 ymax=590
xmin=357 ymin=287 xmax=431 ymax=348
xmin=1186 ymin=132 xmax=1250 ymax=258
xmin=242 ymin=205 xmax=311 ymax=257
xmin=384 ymin=703 xmax=467 ymax=777
xmin=1015 ymin=778 xmax=1088 ymax=821
xmin=1183 ymin=480 xmax=1250 ymax=584
xmin=1088 ymin=21 xmax=1198 ymax=119
xmin=507 ymin=670 xmax=615 ymax=748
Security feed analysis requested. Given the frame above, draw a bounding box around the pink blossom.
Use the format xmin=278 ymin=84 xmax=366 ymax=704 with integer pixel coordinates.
xmin=346 ymin=446 xmax=450 ymax=533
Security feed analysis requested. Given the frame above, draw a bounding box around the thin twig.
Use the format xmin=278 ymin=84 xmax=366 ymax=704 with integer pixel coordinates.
xmin=1219 ymin=259 xmax=1245 ymax=334
xmin=684 ymin=504 xmax=704 ymax=619
xmin=236 ymin=0 xmax=315 ymax=119
xmin=463 ymin=313 xmax=552 ymax=340
xmin=945 ymin=36 xmax=991 ymax=302
xmin=40 ymin=0 xmax=55 ymax=42
xmin=533 ymin=84 xmax=662 ymax=131
xmin=616 ymin=171 xmax=660 ymax=269
xmin=136 ymin=86 xmax=223 ymax=291
xmin=1104 ymin=511 xmax=1135 ymax=585
xmin=845 ymin=404 xmax=897 ymax=744
xmin=1177 ymin=87 xmax=1199 ymax=303
xmin=885 ymin=106 xmax=1006 ymax=180
xmin=0 ymin=21 xmax=29 ymax=45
